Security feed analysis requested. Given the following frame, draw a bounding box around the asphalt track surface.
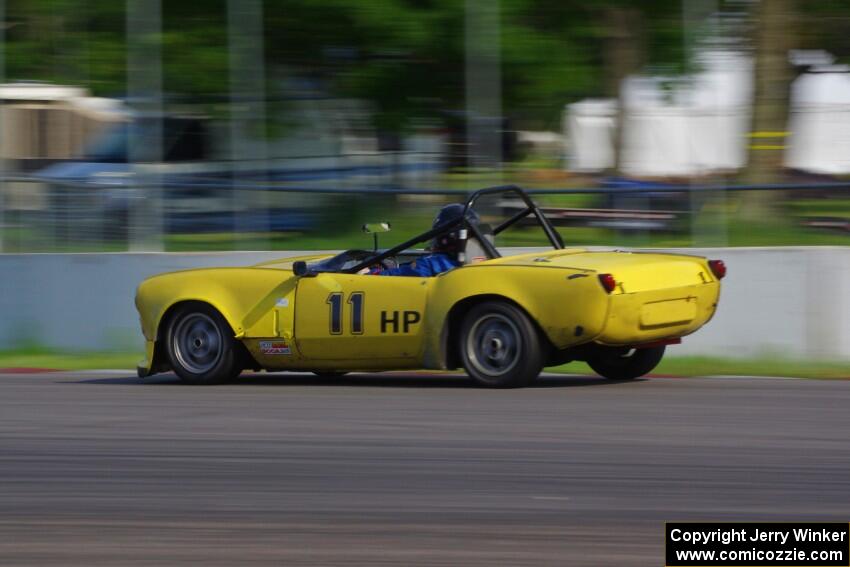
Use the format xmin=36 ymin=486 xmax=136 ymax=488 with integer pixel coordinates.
xmin=1 ymin=370 xmax=849 ymax=566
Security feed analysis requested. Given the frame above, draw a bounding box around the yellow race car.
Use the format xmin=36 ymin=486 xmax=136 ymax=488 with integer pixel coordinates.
xmin=135 ymin=186 xmax=724 ymax=387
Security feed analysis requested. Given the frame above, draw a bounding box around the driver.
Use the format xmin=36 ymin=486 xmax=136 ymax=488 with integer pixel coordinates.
xmin=366 ymin=203 xmax=478 ymax=277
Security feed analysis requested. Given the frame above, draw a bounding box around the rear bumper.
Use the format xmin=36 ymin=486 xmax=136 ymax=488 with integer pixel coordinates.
xmin=595 ymin=282 xmax=720 ymax=345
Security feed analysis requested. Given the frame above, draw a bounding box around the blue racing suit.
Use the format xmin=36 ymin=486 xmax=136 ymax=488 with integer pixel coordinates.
xmin=378 ymin=253 xmax=460 ymax=277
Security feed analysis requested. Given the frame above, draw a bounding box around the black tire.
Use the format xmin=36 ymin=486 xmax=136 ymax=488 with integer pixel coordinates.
xmin=165 ymin=303 xmax=242 ymax=385
xmin=312 ymin=371 xmax=348 ymax=378
xmin=586 ymin=345 xmax=665 ymax=380
xmin=459 ymin=301 xmax=543 ymax=388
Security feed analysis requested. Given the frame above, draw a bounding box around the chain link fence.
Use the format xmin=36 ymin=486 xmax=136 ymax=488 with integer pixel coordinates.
xmin=1 ymin=173 xmax=848 ymax=252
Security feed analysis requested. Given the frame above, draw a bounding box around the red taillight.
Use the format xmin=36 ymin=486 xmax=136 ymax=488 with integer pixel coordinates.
xmin=598 ymin=273 xmax=616 ymax=293
xmin=708 ymin=259 xmax=726 ymax=280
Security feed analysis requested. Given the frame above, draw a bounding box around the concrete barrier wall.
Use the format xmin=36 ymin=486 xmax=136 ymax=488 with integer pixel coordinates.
xmin=0 ymin=247 xmax=848 ymax=360
xmin=674 ymin=247 xmax=849 ymax=360
xmin=0 ymin=252 xmax=288 ymax=352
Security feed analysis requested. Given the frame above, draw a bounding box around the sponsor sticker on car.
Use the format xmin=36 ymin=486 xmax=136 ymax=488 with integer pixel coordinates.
xmin=259 ymin=341 xmax=291 ymax=355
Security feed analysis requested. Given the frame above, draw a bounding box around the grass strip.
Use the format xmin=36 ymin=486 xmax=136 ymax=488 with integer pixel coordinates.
xmin=0 ymin=350 xmax=847 ymax=379
xmin=0 ymin=350 xmax=141 ymax=372
xmin=549 ymin=356 xmax=849 ymax=380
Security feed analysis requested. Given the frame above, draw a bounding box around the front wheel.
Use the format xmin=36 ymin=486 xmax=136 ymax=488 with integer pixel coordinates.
xmin=586 ymin=345 xmax=665 ymax=380
xmin=459 ymin=301 xmax=543 ymax=388
xmin=165 ymin=304 xmax=242 ymax=385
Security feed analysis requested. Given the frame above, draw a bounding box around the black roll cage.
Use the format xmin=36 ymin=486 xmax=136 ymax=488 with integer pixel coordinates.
xmin=345 ymin=185 xmax=564 ymax=274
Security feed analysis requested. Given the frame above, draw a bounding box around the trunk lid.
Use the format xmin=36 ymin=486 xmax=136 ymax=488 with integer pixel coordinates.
xmin=489 ymin=249 xmax=716 ymax=292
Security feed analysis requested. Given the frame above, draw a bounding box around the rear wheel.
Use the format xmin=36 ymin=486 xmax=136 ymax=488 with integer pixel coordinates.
xmin=165 ymin=304 xmax=242 ymax=385
xmin=459 ymin=301 xmax=543 ymax=388
xmin=587 ymin=345 xmax=665 ymax=380
xmin=312 ymin=371 xmax=348 ymax=379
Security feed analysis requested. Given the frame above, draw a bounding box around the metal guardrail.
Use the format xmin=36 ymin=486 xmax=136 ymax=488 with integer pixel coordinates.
xmin=4 ymin=173 xmax=850 ymax=194
xmin=7 ymin=174 xmax=850 ymax=197
xmin=114 ymin=179 xmax=850 ymax=195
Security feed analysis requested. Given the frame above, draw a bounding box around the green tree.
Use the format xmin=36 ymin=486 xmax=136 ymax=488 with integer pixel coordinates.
xmin=2 ymin=0 xmax=682 ymax=136
xmin=742 ymin=0 xmax=850 ymax=189
xmin=743 ymin=0 xmax=797 ymax=189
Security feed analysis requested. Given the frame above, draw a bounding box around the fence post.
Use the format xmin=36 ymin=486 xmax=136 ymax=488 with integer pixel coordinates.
xmin=127 ymin=0 xmax=164 ymax=252
xmin=465 ymin=0 xmax=502 ymax=180
xmin=0 ymin=0 xmax=5 ymax=253
xmin=228 ymin=0 xmax=268 ymax=250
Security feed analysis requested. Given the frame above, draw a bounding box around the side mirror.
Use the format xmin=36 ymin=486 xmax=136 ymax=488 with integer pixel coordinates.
xmin=292 ymin=260 xmax=309 ymax=277
xmin=362 ymin=221 xmax=391 ymax=251
xmin=362 ymin=222 xmax=392 ymax=234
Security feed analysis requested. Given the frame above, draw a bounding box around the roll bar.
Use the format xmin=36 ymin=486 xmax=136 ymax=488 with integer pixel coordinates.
xmin=343 ymin=185 xmax=564 ymax=274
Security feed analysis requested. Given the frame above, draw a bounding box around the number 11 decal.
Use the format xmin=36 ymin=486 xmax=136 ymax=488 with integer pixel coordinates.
xmin=327 ymin=292 xmax=365 ymax=335
xmin=348 ymin=292 xmax=364 ymax=334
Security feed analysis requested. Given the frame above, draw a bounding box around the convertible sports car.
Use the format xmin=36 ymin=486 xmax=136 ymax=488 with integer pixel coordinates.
xmin=135 ymin=186 xmax=724 ymax=387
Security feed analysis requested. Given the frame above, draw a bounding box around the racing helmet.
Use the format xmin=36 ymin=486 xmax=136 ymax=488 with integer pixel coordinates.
xmin=431 ymin=203 xmax=479 ymax=254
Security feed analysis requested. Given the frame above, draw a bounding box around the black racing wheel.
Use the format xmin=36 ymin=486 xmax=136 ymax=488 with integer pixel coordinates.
xmin=312 ymin=371 xmax=349 ymax=378
xmin=586 ymin=345 xmax=665 ymax=380
xmin=459 ymin=301 xmax=543 ymax=388
xmin=165 ymin=303 xmax=242 ymax=385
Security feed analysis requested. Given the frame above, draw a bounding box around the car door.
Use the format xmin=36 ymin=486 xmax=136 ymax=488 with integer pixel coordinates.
xmin=294 ymin=273 xmax=430 ymax=361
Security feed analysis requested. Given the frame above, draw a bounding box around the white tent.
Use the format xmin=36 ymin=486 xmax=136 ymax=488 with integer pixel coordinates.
xmin=566 ymin=51 xmax=850 ymax=176
xmin=786 ymin=69 xmax=850 ymax=174
xmin=562 ymin=99 xmax=616 ymax=172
